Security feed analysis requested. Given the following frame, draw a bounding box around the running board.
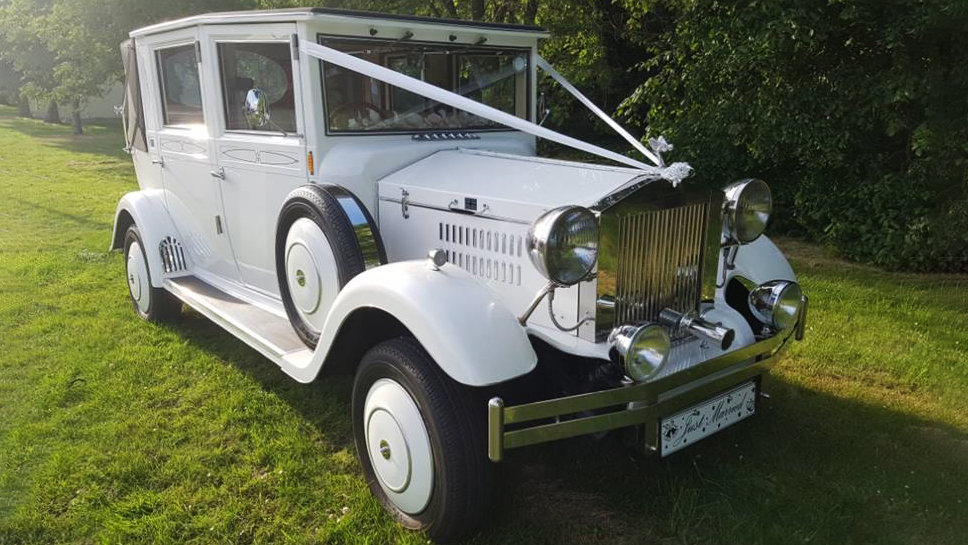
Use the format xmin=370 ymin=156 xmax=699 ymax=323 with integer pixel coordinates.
xmin=166 ymin=276 xmax=313 ymax=368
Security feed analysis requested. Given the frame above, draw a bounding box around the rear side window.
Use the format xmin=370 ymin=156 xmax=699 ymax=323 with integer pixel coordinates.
xmin=156 ymin=44 xmax=203 ymax=127
xmin=217 ymin=42 xmax=297 ymax=133
xmin=120 ymin=39 xmax=147 ymax=151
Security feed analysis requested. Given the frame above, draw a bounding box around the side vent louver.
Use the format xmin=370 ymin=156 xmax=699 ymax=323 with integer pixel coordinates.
xmin=438 ymin=222 xmax=523 ymax=285
xmin=159 ymin=236 xmax=188 ymax=274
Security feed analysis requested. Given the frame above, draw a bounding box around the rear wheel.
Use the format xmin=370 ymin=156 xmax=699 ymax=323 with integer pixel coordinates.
xmin=352 ymin=338 xmax=493 ymax=543
xmin=123 ymin=225 xmax=180 ymax=322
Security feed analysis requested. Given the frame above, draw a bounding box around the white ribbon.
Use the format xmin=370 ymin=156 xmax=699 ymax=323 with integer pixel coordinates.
xmin=300 ymin=40 xmax=693 ymax=185
xmin=535 ymin=56 xmax=662 ymax=166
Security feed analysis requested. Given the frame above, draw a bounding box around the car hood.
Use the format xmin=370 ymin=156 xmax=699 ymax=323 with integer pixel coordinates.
xmin=378 ymin=148 xmax=658 ymax=223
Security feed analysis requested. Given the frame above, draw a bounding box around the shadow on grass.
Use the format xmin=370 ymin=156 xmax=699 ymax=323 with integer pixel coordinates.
xmin=159 ymin=311 xmax=968 ymax=545
xmin=0 ymin=110 xmax=129 ymax=161
xmin=166 ymin=310 xmax=357 ymax=450
xmin=6 ymin=196 xmax=114 ymax=232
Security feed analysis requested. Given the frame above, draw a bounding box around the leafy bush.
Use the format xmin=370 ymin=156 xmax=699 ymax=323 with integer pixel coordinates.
xmin=619 ymin=0 xmax=968 ymax=271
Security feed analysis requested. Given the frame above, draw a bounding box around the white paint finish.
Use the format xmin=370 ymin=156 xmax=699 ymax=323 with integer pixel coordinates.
xmin=364 ymin=378 xmax=434 ymax=514
xmin=376 ymin=198 xmax=586 ymax=341
xmin=729 ymin=235 xmax=797 ymax=285
xmin=285 ymin=260 xmax=538 ymax=386
xmin=111 ymin=190 xmax=184 ymax=288
xmin=201 ymin=23 xmax=309 ymax=295
xmin=130 ymin=9 xmax=549 ymax=41
xmin=379 ymin=149 xmax=640 ymax=222
xmin=157 ymin=134 xmax=241 ymax=282
xmin=120 ymin=11 xmax=800 ymax=393
xmin=221 ymin=148 xmax=259 ymax=163
xmin=315 ymin=135 xmax=534 ymax=222
xmin=284 ymin=218 xmax=340 ymax=332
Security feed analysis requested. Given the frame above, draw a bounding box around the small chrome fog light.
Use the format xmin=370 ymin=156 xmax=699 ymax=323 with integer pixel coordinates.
xmin=749 ymin=280 xmax=803 ymax=330
xmin=609 ymin=323 xmax=671 ymax=382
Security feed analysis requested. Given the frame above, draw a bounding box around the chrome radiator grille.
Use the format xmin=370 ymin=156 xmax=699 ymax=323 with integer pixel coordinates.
xmin=611 ymin=201 xmax=710 ymax=328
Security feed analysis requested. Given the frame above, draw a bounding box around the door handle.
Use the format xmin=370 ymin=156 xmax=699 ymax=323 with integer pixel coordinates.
xmin=210 ymin=167 xmax=225 ymax=180
xmin=151 ymin=158 xmax=164 ymax=168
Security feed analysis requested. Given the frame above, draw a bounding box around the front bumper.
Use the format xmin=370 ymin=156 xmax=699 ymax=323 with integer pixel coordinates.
xmin=487 ymin=309 xmax=805 ymax=462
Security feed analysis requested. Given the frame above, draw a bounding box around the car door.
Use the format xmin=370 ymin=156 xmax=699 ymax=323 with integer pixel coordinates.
xmin=145 ymin=28 xmax=241 ymax=284
xmin=202 ymin=24 xmax=309 ymax=297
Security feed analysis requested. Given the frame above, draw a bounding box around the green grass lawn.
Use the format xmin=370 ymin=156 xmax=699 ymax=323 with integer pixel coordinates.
xmin=1 ymin=104 xmax=967 ymax=544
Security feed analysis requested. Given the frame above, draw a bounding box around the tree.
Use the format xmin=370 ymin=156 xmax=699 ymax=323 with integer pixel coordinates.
xmin=0 ymin=0 xmax=62 ymax=122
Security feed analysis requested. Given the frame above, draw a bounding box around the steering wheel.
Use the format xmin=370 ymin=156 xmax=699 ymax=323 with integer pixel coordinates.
xmin=329 ymin=102 xmax=389 ymax=126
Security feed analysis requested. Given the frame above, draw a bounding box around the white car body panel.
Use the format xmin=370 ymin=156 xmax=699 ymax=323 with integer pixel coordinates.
xmin=729 ymin=236 xmax=797 ymax=284
xmin=114 ymin=8 xmax=799 ymax=390
xmin=293 ymin=260 xmax=537 ymax=386
xmin=111 ymin=190 xmax=186 ymax=288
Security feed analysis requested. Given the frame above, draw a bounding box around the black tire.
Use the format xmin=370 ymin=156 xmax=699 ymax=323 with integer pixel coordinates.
xmin=123 ymin=225 xmax=180 ymax=322
xmin=352 ymin=337 xmax=494 ymax=543
xmin=276 ymin=184 xmax=383 ymax=348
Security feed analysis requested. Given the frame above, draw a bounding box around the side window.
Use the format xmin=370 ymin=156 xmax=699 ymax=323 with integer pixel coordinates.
xmin=121 ymin=39 xmax=147 ymax=151
xmin=156 ymin=44 xmax=203 ymax=127
xmin=217 ymin=42 xmax=296 ymax=133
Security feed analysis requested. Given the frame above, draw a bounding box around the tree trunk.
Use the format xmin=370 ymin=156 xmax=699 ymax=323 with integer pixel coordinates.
xmin=71 ymin=98 xmax=83 ymax=135
xmin=17 ymin=92 xmax=31 ymax=117
xmin=437 ymin=0 xmax=458 ymax=18
xmin=471 ymin=0 xmax=486 ymax=20
xmin=524 ymin=0 xmax=539 ymax=25
xmin=44 ymin=100 xmax=60 ymax=124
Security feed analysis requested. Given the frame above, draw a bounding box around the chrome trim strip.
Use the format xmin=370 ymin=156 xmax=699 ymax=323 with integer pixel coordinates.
xmin=379 ymin=196 xmax=531 ymax=225
xmin=795 ymin=294 xmax=808 ymax=341
xmin=487 ymin=327 xmax=797 ymax=461
xmin=324 ymin=184 xmax=387 ymax=269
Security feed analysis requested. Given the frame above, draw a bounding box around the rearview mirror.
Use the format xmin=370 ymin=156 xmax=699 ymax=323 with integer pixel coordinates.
xmin=243 ymin=88 xmax=270 ymax=128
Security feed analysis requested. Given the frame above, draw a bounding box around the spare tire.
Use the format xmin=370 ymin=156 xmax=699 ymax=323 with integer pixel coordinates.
xmin=276 ymin=184 xmax=386 ymax=348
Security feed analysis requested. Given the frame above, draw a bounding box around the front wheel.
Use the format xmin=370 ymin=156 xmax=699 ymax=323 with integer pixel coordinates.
xmin=352 ymin=338 xmax=493 ymax=543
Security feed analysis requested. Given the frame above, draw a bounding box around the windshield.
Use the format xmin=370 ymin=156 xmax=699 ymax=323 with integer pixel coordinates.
xmin=319 ymin=37 xmax=530 ymax=133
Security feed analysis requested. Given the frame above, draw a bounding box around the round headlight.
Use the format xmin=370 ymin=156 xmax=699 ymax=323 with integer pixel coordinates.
xmin=724 ymin=179 xmax=772 ymax=243
xmin=526 ymin=206 xmax=599 ymax=286
xmin=749 ymin=280 xmax=803 ymax=330
xmin=609 ymin=323 xmax=671 ymax=382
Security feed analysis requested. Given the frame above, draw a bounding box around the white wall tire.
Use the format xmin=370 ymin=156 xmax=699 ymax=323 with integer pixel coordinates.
xmin=352 ymin=338 xmax=494 ymax=543
xmin=123 ymin=225 xmax=180 ymax=322
xmin=364 ymin=378 xmax=434 ymax=514
xmin=284 ymin=218 xmax=341 ymax=335
xmin=276 ymin=185 xmax=385 ymax=349
xmin=126 ymin=240 xmax=150 ymax=314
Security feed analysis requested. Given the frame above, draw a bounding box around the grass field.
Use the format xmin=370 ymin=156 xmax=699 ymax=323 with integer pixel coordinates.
xmin=1 ymin=105 xmax=967 ymax=544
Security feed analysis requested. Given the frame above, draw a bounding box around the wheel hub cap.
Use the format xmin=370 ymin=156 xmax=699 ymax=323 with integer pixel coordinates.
xmin=364 ymin=378 xmax=433 ymax=514
xmin=367 ymin=409 xmax=411 ymax=492
xmin=286 ymin=243 xmax=321 ymax=314
xmin=379 ymin=440 xmax=391 ymax=460
xmin=126 ymin=241 xmax=149 ymax=313
xmin=283 ymin=218 xmax=341 ymax=334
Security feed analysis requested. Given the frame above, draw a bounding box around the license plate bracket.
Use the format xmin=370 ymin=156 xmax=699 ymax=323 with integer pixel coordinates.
xmin=659 ymin=381 xmax=757 ymax=456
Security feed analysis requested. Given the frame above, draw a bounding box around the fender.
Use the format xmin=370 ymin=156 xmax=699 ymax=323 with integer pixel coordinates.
xmin=288 ymin=260 xmax=538 ymax=386
xmin=109 ymin=189 xmax=183 ymax=288
xmin=729 ymin=235 xmax=797 ymax=285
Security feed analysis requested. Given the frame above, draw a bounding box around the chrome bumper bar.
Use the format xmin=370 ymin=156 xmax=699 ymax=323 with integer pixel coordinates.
xmin=487 ymin=308 xmax=806 ymax=462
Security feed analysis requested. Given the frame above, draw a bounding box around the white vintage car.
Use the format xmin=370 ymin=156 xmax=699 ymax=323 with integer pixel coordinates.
xmin=113 ymin=7 xmax=807 ymax=542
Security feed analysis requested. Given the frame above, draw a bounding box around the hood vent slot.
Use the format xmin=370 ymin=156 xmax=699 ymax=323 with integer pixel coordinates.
xmin=438 ymin=222 xmax=523 ymax=285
